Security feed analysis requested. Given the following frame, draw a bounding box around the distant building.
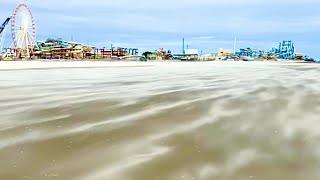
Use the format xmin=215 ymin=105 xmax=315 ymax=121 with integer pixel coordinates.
xmin=236 ymin=48 xmax=264 ymax=59
xmin=173 ymin=48 xmax=199 ymax=61
xmin=141 ymin=48 xmax=173 ymax=60
xmin=216 ymin=48 xmax=233 ymax=60
xmin=200 ymin=53 xmax=216 ymax=61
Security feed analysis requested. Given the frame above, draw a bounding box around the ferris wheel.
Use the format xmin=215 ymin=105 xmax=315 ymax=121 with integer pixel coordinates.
xmin=11 ymin=3 xmax=36 ymax=57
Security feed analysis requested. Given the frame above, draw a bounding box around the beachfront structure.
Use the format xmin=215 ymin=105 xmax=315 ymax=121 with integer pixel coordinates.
xmin=32 ymin=38 xmax=139 ymax=60
xmin=234 ymin=40 xmax=297 ymax=60
xmin=185 ymin=49 xmax=198 ymax=57
xmin=33 ymin=39 xmax=94 ymax=59
xmin=182 ymin=49 xmax=198 ymax=60
xmin=200 ymin=53 xmax=216 ymax=61
xmin=216 ymin=48 xmax=233 ymax=60
xmin=141 ymin=48 xmax=173 ymax=60
xmin=236 ymin=48 xmax=265 ymax=59
xmin=270 ymin=40 xmax=295 ymax=60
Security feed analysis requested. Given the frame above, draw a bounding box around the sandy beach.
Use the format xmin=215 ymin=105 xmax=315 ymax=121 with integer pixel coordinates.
xmin=0 ymin=60 xmax=157 ymax=70
xmin=0 ymin=60 xmax=313 ymax=71
xmin=1 ymin=61 xmax=320 ymax=180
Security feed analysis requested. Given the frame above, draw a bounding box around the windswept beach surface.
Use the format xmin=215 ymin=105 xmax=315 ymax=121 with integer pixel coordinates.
xmin=1 ymin=61 xmax=320 ymax=180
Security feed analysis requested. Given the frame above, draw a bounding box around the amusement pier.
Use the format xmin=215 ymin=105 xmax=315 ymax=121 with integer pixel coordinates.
xmin=0 ymin=3 xmax=318 ymax=62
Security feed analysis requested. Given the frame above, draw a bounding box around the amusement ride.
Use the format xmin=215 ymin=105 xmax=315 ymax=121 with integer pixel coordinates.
xmin=0 ymin=3 xmax=37 ymax=59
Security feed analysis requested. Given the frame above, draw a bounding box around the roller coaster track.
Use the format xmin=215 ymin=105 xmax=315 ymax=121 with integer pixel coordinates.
xmin=0 ymin=17 xmax=11 ymax=54
xmin=0 ymin=17 xmax=11 ymax=34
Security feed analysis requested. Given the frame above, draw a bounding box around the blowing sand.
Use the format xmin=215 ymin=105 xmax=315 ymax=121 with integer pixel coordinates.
xmin=0 ymin=60 xmax=159 ymax=70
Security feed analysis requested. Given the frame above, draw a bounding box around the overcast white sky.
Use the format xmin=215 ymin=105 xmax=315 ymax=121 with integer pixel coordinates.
xmin=1 ymin=0 xmax=320 ymax=57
